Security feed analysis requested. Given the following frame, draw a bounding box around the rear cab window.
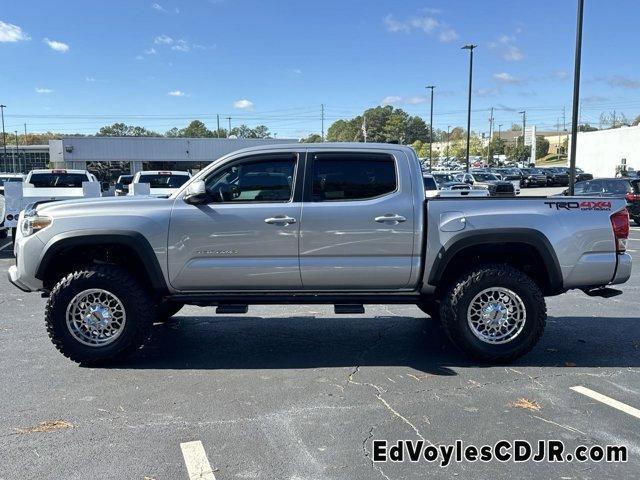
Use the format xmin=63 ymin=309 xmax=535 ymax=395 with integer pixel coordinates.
xmin=310 ymin=152 xmax=397 ymax=201
xmin=138 ymin=173 xmax=190 ymax=189
xmin=28 ymin=173 xmax=89 ymax=188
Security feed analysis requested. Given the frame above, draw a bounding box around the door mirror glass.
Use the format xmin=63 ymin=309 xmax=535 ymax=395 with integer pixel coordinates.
xmin=183 ymin=180 xmax=208 ymax=204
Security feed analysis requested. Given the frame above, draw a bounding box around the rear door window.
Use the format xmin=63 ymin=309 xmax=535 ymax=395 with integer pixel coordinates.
xmin=29 ymin=173 xmax=88 ymax=188
xmin=311 ymin=153 xmax=396 ymax=201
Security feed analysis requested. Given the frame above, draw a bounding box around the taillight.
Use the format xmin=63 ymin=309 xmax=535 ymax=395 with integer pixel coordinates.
xmin=625 ymin=192 xmax=640 ymax=202
xmin=611 ymin=209 xmax=630 ymax=252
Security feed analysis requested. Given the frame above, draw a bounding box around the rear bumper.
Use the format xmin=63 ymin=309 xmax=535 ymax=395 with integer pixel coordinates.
xmin=611 ymin=252 xmax=632 ymax=285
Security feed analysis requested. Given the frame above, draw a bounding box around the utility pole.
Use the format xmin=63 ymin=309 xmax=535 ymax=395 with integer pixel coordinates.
xmin=321 ymin=104 xmax=325 ymax=141
xmin=568 ymin=0 xmax=585 ymax=196
xmin=557 ymin=117 xmax=561 ymax=154
xmin=562 ymin=105 xmax=566 ymax=131
xmin=462 ymin=44 xmax=477 ymax=173
xmin=24 ymin=123 xmax=27 ymax=137
xmin=518 ymin=111 xmax=526 ymax=165
xmin=426 ymin=85 xmax=435 ymax=170
xmin=446 ymin=125 xmax=451 ymax=159
xmin=13 ymin=130 xmax=18 ymax=173
xmin=216 ymin=114 xmax=220 ymax=137
xmin=227 ymin=117 xmax=232 ymax=134
xmin=0 ymin=104 xmax=6 ymax=172
xmin=487 ymin=107 xmax=494 ymax=166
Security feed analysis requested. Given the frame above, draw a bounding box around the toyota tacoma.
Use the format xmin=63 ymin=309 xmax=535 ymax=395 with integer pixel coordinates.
xmin=8 ymin=143 xmax=632 ymax=364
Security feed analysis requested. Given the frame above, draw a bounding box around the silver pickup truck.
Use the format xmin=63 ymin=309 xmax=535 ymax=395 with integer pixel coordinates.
xmin=8 ymin=143 xmax=632 ymax=364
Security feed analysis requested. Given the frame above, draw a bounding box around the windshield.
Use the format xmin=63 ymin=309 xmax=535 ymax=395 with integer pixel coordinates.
xmin=118 ymin=175 xmax=134 ymax=185
xmin=28 ymin=173 xmax=88 ymax=188
xmin=137 ymin=174 xmax=189 ymax=188
xmin=574 ymin=179 xmax=632 ymax=195
xmin=473 ymin=173 xmax=499 ymax=182
xmin=433 ymin=173 xmax=457 ymax=183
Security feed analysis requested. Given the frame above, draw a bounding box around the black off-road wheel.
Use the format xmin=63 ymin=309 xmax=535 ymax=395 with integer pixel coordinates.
xmin=155 ymin=300 xmax=184 ymax=323
xmin=439 ymin=264 xmax=546 ymax=363
xmin=45 ymin=265 xmax=155 ymax=364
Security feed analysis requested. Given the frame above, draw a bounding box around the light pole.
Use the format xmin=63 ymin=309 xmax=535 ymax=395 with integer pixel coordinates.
xmin=462 ymin=44 xmax=476 ymax=172
xmin=519 ymin=110 xmax=526 ymax=164
xmin=13 ymin=131 xmax=18 ymax=173
xmin=0 ymin=104 xmax=6 ymax=171
xmin=426 ymin=85 xmax=435 ymax=170
xmin=568 ymin=0 xmax=584 ymax=195
xmin=446 ymin=125 xmax=451 ymax=159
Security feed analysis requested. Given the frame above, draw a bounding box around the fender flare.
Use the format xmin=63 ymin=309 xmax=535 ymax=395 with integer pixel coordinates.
xmin=35 ymin=229 xmax=168 ymax=294
xmin=427 ymin=228 xmax=564 ymax=294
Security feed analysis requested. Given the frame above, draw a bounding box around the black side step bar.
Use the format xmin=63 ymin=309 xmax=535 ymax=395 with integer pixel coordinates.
xmin=581 ymin=287 xmax=623 ymax=298
xmin=334 ymin=304 xmax=365 ymax=314
xmin=216 ymin=304 xmax=249 ymax=314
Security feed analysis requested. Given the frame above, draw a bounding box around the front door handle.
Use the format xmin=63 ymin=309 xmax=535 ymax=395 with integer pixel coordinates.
xmin=265 ymin=215 xmax=297 ymax=225
xmin=374 ymin=214 xmax=407 ymax=223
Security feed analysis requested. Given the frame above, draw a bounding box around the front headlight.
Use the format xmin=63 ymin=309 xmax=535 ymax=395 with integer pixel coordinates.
xmin=20 ymin=213 xmax=52 ymax=237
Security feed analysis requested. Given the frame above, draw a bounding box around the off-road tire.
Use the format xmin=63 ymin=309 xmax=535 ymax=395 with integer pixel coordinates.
xmin=45 ymin=265 xmax=155 ymax=364
xmin=439 ymin=263 xmax=546 ymax=362
xmin=155 ymin=300 xmax=184 ymax=322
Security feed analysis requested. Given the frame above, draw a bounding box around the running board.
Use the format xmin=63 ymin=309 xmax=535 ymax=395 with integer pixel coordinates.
xmin=215 ymin=304 xmax=249 ymax=314
xmin=581 ymin=287 xmax=623 ymax=298
xmin=172 ymin=292 xmax=422 ymax=306
xmin=334 ymin=304 xmax=365 ymax=314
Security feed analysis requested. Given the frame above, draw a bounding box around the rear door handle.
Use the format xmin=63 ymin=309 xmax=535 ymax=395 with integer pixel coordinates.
xmin=265 ymin=216 xmax=296 ymax=225
xmin=374 ymin=214 xmax=407 ymax=223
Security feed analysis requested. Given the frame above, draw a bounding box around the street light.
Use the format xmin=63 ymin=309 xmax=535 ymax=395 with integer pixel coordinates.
xmin=568 ymin=0 xmax=585 ymax=196
xmin=426 ymin=85 xmax=435 ymax=170
xmin=518 ymin=110 xmax=526 ymax=165
xmin=13 ymin=130 xmax=18 ymax=173
xmin=462 ymin=44 xmax=476 ymax=173
xmin=0 ymin=104 xmax=6 ymax=171
xmin=446 ymin=125 xmax=451 ymax=159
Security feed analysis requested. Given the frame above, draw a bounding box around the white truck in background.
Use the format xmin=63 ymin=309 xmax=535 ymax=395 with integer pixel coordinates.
xmin=2 ymin=169 xmax=101 ymax=241
xmin=128 ymin=170 xmax=191 ymax=197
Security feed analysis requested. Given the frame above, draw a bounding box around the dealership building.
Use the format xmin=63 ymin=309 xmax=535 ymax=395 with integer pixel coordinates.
xmin=2 ymin=137 xmax=298 ymax=182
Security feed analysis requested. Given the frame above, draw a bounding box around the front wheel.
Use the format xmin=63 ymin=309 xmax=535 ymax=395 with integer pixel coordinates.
xmin=439 ymin=264 xmax=546 ymax=362
xmin=45 ymin=266 xmax=155 ymax=364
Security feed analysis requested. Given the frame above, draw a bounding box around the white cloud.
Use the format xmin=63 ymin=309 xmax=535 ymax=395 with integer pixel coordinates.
xmin=145 ymin=47 xmax=157 ymax=55
xmin=493 ymin=72 xmax=522 ymax=84
xmin=43 ymin=37 xmax=69 ymax=52
xmin=151 ymin=3 xmax=166 ymax=12
xmin=292 ymin=68 xmax=302 ymax=75
xmin=35 ymin=87 xmax=53 ymax=94
xmin=171 ymin=39 xmax=189 ymax=52
xmin=384 ymin=13 xmax=458 ymax=43
xmin=381 ymin=95 xmax=426 ymax=106
xmin=168 ymin=90 xmax=187 ymax=97
xmin=233 ymin=99 xmax=254 ymax=110
xmin=554 ymin=70 xmax=569 ymax=80
xmin=489 ymin=34 xmax=524 ymax=61
xmin=0 ymin=20 xmax=30 ymax=42
xmin=154 ymin=34 xmax=173 ymax=45
xmin=85 ymin=76 xmax=96 ymax=82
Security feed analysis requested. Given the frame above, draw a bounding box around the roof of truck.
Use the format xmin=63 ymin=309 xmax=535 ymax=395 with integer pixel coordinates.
xmin=219 ymin=142 xmax=417 ymax=155
xmin=28 ymin=169 xmax=90 ymax=175
xmin=136 ymin=170 xmax=191 ymax=176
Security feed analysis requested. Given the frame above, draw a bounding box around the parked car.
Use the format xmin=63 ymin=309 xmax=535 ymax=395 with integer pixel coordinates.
xmin=0 ymin=173 xmax=25 ymax=195
xmin=9 ymin=143 xmax=631 ymax=365
xmin=565 ymin=177 xmax=640 ymax=225
xmin=520 ymin=168 xmax=548 ymax=187
xmin=493 ymin=168 xmax=523 ymax=185
xmin=457 ymin=172 xmax=516 ymax=197
xmin=575 ymin=167 xmax=593 ymax=183
xmin=431 ymin=172 xmax=470 ymax=191
xmin=541 ymin=167 xmax=570 ymax=186
xmin=129 ymin=170 xmax=191 ymax=197
xmin=114 ymin=174 xmax=134 ymax=196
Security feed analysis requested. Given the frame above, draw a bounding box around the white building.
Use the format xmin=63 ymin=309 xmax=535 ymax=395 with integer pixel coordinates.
xmin=570 ymin=125 xmax=640 ymax=177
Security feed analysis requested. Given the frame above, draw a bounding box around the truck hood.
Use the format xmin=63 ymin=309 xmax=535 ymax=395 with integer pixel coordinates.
xmin=35 ymin=195 xmax=172 ymax=216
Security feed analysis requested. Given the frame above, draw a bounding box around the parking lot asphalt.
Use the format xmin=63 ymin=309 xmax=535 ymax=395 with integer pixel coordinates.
xmin=1 ymin=194 xmax=638 ymax=480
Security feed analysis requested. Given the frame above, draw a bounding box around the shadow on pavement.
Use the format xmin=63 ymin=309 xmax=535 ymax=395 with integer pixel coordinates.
xmin=104 ymin=314 xmax=640 ymax=374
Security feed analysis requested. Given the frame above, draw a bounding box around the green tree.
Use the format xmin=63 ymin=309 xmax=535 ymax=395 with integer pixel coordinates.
xmin=97 ymin=123 xmax=161 ymax=136
xmin=181 ymin=120 xmax=214 ymax=137
xmin=633 ymin=115 xmax=640 ymax=126
xmin=301 ymin=133 xmax=323 ymax=143
xmin=535 ymin=136 xmax=550 ymax=159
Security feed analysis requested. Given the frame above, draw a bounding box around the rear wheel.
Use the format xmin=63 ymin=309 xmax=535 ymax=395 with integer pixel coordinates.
xmin=439 ymin=264 xmax=546 ymax=362
xmin=45 ymin=265 xmax=155 ymax=364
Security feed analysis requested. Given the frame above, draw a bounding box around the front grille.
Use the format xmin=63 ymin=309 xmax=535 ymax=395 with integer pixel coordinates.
xmin=495 ymin=183 xmax=515 ymax=193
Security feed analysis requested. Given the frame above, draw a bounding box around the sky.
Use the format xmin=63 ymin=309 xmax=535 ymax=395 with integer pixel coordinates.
xmin=1 ymin=0 xmax=640 ymax=139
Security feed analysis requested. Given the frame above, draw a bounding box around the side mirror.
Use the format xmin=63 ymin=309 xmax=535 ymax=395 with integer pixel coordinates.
xmin=183 ymin=180 xmax=208 ymax=205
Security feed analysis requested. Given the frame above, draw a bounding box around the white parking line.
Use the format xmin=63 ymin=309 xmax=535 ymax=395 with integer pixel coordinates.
xmin=180 ymin=441 xmax=216 ymax=480
xmin=0 ymin=241 xmax=11 ymax=251
xmin=571 ymin=386 xmax=640 ymax=420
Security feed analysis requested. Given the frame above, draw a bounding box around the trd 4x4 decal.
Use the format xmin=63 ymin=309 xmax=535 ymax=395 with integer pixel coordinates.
xmin=544 ymin=201 xmax=612 ymax=211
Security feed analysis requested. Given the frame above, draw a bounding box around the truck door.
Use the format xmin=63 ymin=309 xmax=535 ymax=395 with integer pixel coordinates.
xmin=168 ymin=152 xmax=303 ymax=290
xmin=299 ymin=150 xmax=415 ymax=289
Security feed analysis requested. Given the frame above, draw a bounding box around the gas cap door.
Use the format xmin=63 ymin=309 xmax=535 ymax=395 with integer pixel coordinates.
xmin=439 ymin=211 xmax=467 ymax=232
